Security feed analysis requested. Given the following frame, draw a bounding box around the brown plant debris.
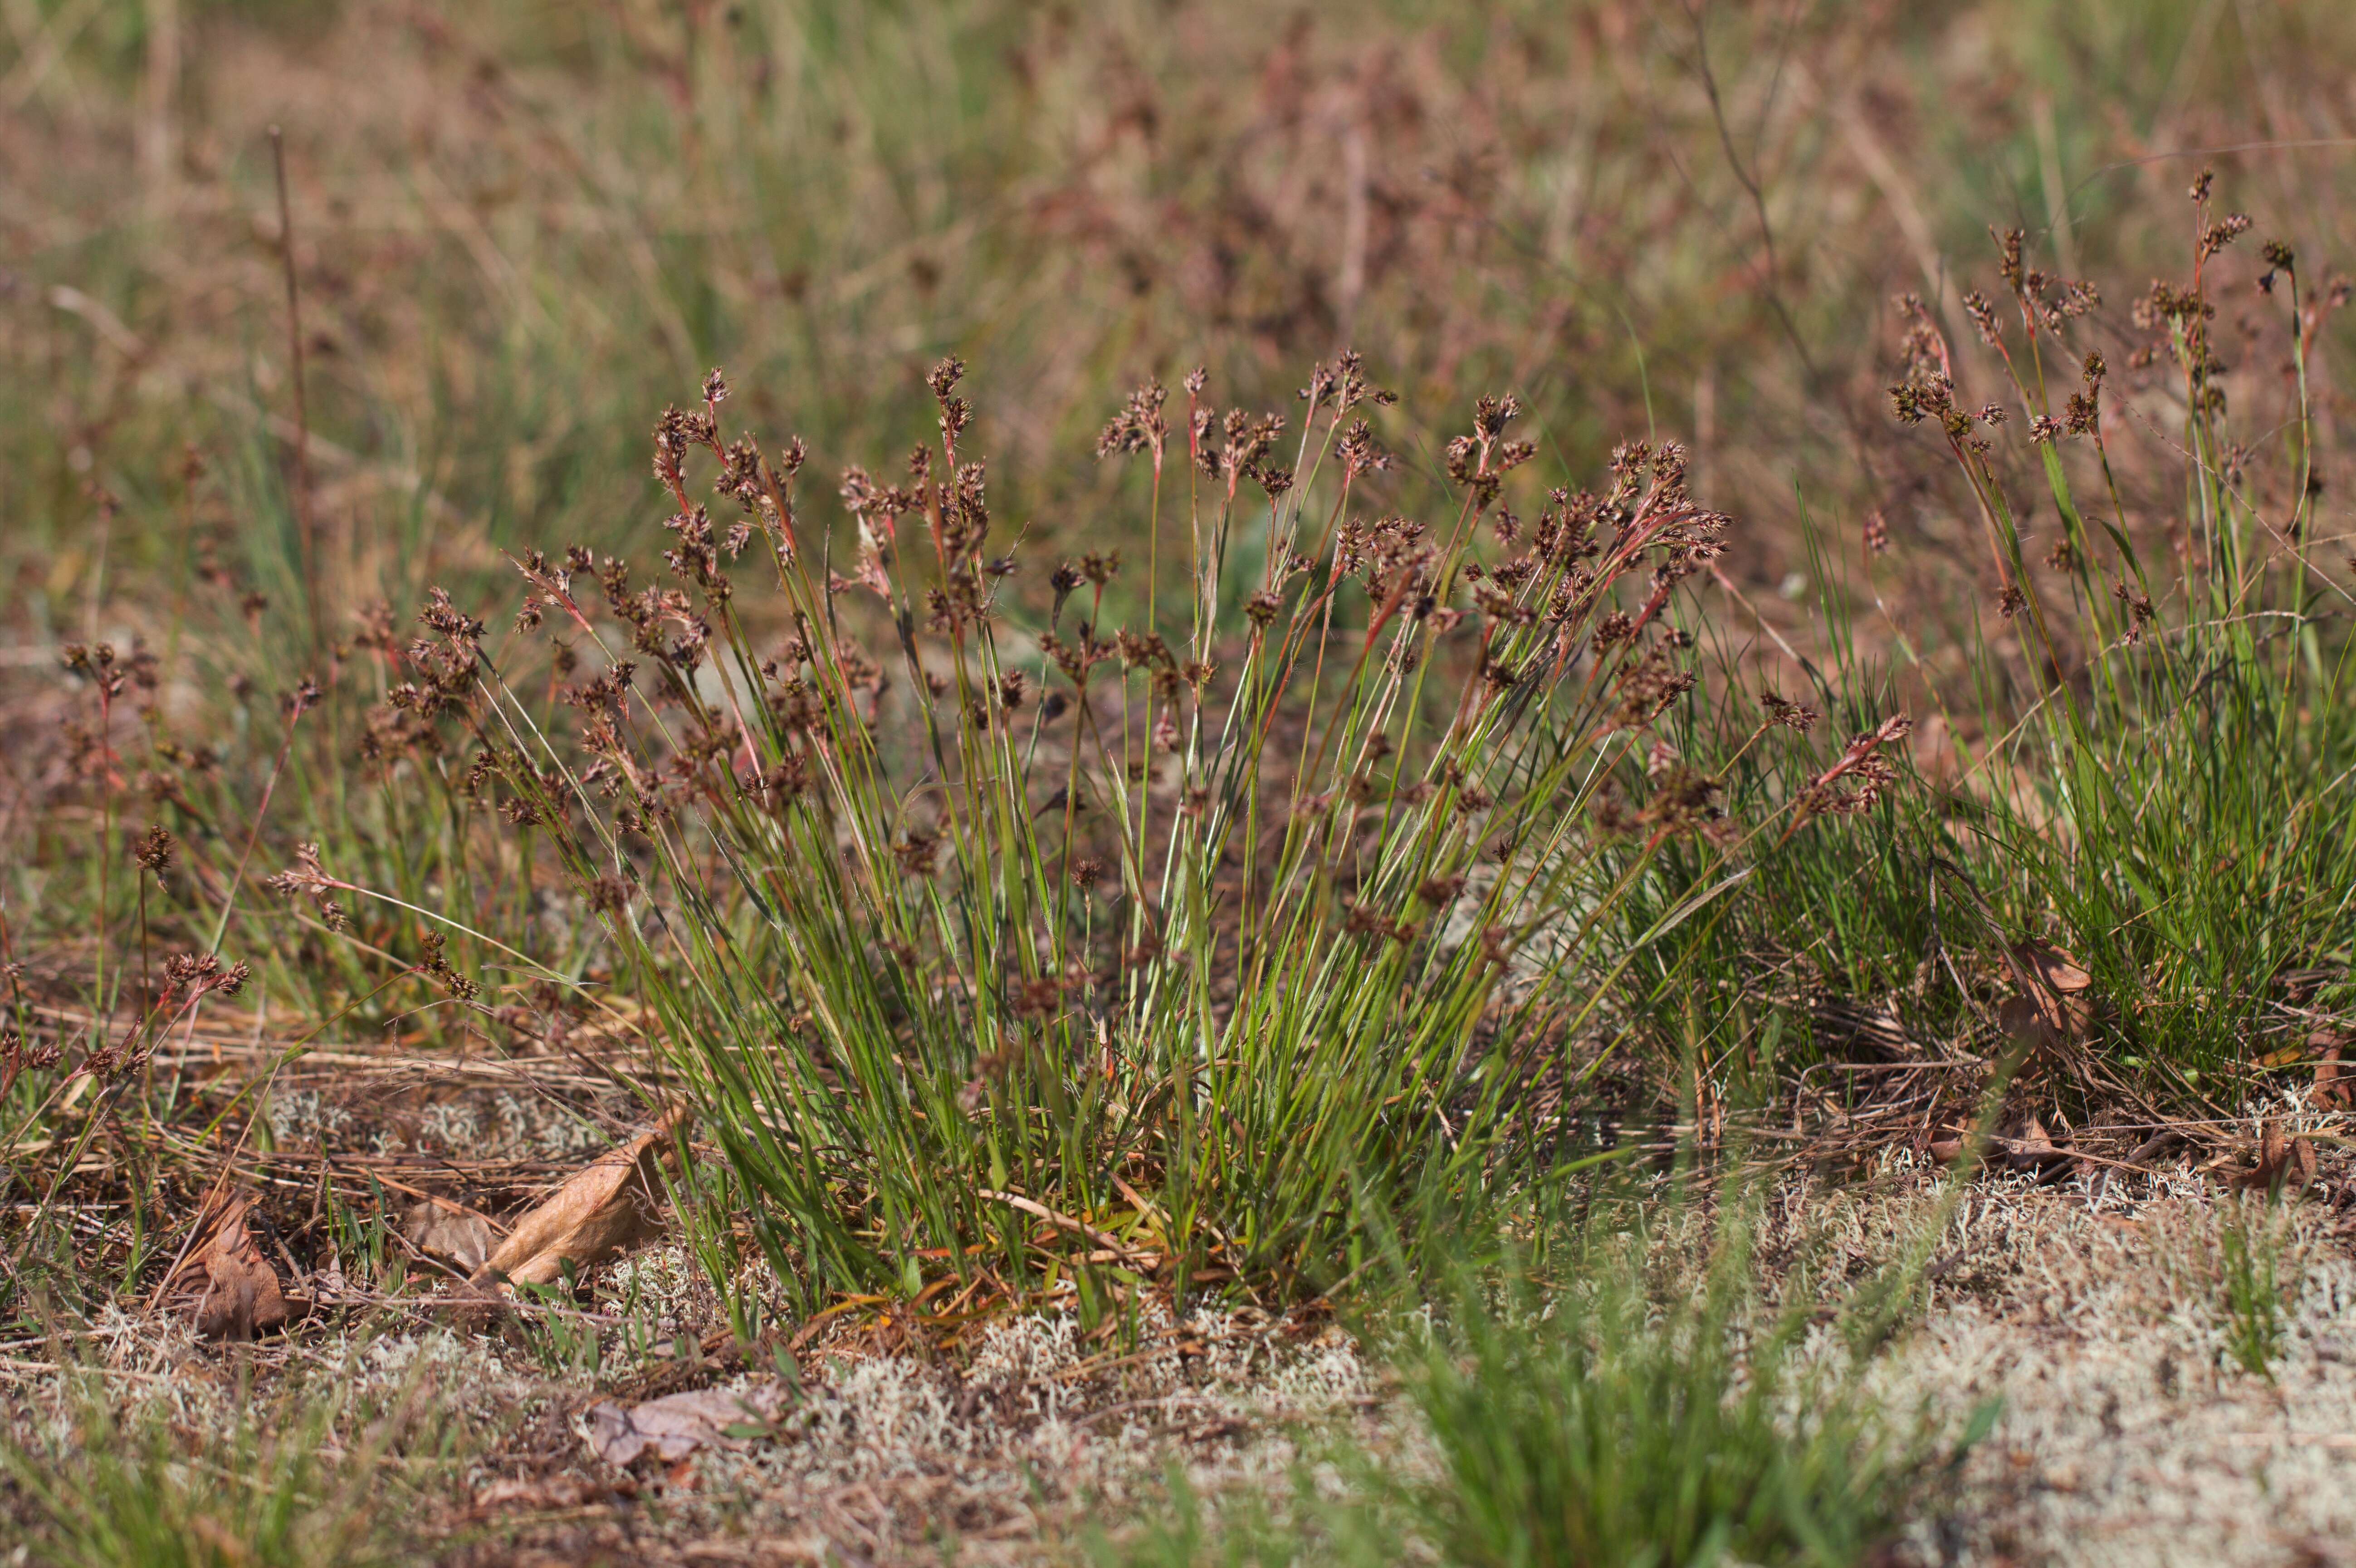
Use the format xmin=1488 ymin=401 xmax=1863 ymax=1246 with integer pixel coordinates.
xmin=2228 ymin=1119 xmax=2318 ymax=1195
xmin=587 ymin=1380 xmax=792 ymax=1468
xmin=161 ymin=1188 xmax=291 ymax=1341
xmin=405 ymin=1200 xmax=499 ymax=1273
xmin=1999 ymin=938 xmax=2096 ymax=1055
xmin=2312 ymin=1030 xmax=2350 ymax=1110
xmin=468 ymin=1105 xmax=690 ymax=1292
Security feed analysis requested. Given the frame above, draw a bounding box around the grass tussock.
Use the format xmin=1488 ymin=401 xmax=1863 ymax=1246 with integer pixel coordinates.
xmin=1105 ymin=1181 xmax=1984 ymax=1568
xmin=378 ymin=354 xmax=1823 ymax=1318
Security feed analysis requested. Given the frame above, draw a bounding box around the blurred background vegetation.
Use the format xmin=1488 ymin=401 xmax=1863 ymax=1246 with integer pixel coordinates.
xmin=7 ymin=0 xmax=2353 ymax=650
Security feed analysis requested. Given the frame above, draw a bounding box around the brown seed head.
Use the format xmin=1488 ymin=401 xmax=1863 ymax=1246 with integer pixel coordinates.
xmin=133 ymin=824 xmax=175 ymax=876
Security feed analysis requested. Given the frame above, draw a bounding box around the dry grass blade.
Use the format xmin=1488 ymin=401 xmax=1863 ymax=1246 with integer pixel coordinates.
xmin=977 ymin=1187 xmax=1152 ymax=1263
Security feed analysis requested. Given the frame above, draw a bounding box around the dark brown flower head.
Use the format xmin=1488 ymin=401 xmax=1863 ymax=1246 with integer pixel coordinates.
xmin=1334 ymin=351 xmax=1395 ymax=413
xmin=1344 ymin=902 xmax=1414 ymax=944
xmin=263 ymin=841 xmax=352 ymax=931
xmin=415 ymin=930 xmax=480 ymax=1001
xmin=1009 ymin=975 xmax=1064 ymax=1022
xmin=1963 ymin=290 xmax=2002 ymax=346
xmin=1862 ymin=508 xmax=1892 ymax=554
xmin=1199 ymin=409 xmax=1286 ymax=485
xmin=1299 ymin=361 xmax=1341 ymax=411
xmin=1760 ymin=691 xmax=1819 ymax=731
xmin=132 ymin=824 xmax=175 ymax=876
xmin=893 ymin=830 xmax=941 ymax=877
xmin=1096 ymin=380 xmax=1169 ymax=461
xmin=928 ymin=356 xmax=971 ymax=448
xmin=1991 ymin=226 xmax=2027 ymax=293
xmin=1609 ymin=644 xmax=1697 ymax=729
xmin=1638 ymin=765 xmax=1724 ymax=836
xmin=163 ymin=952 xmax=251 ymax=999
xmin=2198 ymin=213 xmax=2253 ymax=262
xmin=1473 ymin=393 xmax=1521 ymax=442
xmin=1418 ymin=874 xmax=1468 ymax=909
xmin=2112 ymin=580 xmax=2156 ymax=643
xmin=1790 ymin=713 xmax=1914 ymax=825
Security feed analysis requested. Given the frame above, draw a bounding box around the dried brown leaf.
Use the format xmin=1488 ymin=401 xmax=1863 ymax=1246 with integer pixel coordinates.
xmin=2011 ymin=938 xmax=2092 ymax=994
xmin=405 ymin=1201 xmax=496 ymax=1272
xmin=2313 ymin=1031 xmax=2351 ymax=1110
xmin=1996 ymin=1113 xmax=2072 ymax=1171
xmin=164 ymin=1190 xmax=290 ymax=1341
xmin=2229 ymin=1119 xmax=2317 ymax=1194
xmin=468 ymin=1105 xmax=690 ymax=1292
xmin=1997 ymin=991 xmax=2091 ymax=1055
xmin=586 ymin=1380 xmax=788 ymax=1468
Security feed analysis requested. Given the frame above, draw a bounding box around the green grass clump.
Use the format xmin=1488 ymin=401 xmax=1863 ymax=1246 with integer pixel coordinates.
xmin=2 ymin=1371 xmax=421 ymax=1568
xmin=1896 ymin=197 xmax=2356 ymax=1080
xmin=383 ymin=357 xmax=1810 ymax=1317
xmin=2217 ymin=1200 xmax=2291 ymax=1381
xmin=1104 ymin=1180 xmax=1982 ymax=1568
xmin=1640 ymin=180 xmax=2356 ymax=1095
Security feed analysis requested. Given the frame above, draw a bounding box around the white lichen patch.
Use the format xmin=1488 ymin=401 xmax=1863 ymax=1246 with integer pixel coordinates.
xmin=12 ymin=1162 xmax=2355 ymax=1567
xmin=605 ymin=1294 xmax=1374 ymax=1563
xmin=1876 ymin=1185 xmax=2356 ymax=1566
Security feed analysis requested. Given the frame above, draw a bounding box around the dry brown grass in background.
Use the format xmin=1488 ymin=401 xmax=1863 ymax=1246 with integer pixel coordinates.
xmin=9 ymin=0 xmax=2356 ymax=629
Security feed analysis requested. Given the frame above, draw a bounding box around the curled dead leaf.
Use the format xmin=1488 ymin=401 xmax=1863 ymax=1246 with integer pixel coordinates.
xmin=1998 ymin=932 xmax=2092 ymax=1045
xmin=405 ymin=1201 xmax=497 ymax=1273
xmin=2230 ymin=1119 xmax=2318 ymax=1195
xmin=2313 ymin=1030 xmax=2351 ymax=1111
xmin=468 ymin=1105 xmax=690 ymax=1293
xmin=1997 ymin=991 xmax=2092 ymax=1055
xmin=586 ymin=1380 xmax=789 ymax=1468
xmin=1995 ymin=1114 xmax=2073 ymax=1172
xmin=2010 ymin=939 xmax=2092 ymax=995
xmin=1999 ymin=940 xmax=2094 ymax=1055
xmin=163 ymin=1190 xmax=290 ymax=1341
